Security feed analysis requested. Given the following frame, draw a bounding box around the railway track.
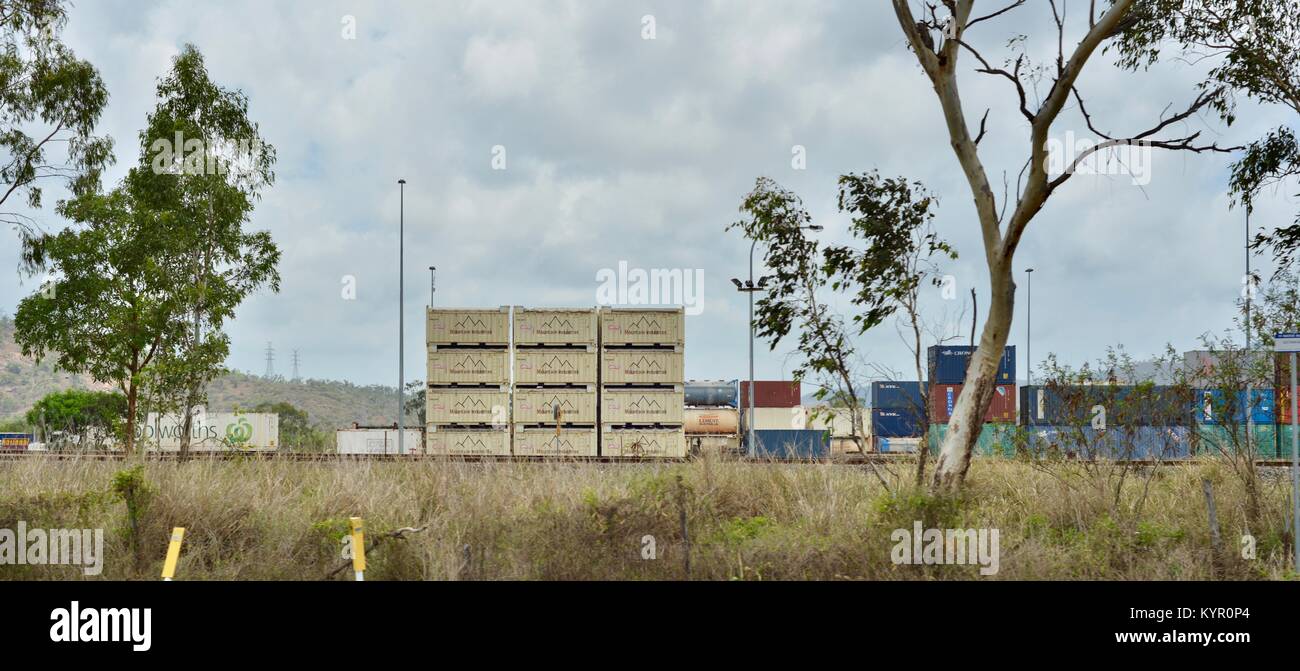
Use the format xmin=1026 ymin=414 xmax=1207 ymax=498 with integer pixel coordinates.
xmin=0 ymin=450 xmax=1294 ymax=467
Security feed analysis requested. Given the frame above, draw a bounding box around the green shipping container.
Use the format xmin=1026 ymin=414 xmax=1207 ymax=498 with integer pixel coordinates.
xmin=1193 ymin=424 xmax=1291 ymax=458
xmin=927 ymin=423 xmax=1020 ymax=458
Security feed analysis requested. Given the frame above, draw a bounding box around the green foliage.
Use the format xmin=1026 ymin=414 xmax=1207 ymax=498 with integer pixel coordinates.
xmin=25 ymin=388 xmax=126 ymax=441
xmin=729 ymin=173 xmax=953 ymax=446
xmin=250 ymin=401 xmax=329 ymax=451
xmin=127 ymin=44 xmax=280 ymax=428
xmin=1 ymin=0 xmax=114 ymax=267
xmin=1113 ymin=1 xmax=1300 ymax=268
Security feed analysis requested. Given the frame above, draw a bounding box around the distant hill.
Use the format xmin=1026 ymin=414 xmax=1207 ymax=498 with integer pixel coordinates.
xmin=0 ymin=314 xmax=413 ymax=431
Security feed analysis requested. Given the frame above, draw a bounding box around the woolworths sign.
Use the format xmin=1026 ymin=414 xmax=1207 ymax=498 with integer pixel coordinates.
xmin=139 ymin=412 xmax=279 ymax=451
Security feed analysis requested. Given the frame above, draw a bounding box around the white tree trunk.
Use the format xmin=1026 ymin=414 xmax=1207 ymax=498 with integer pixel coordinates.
xmin=932 ymin=264 xmax=1014 ymax=489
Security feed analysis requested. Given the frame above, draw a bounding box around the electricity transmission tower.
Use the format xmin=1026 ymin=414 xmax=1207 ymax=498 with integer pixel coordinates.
xmin=291 ymin=350 xmax=301 ymax=382
xmin=264 ymin=342 xmax=275 ymax=378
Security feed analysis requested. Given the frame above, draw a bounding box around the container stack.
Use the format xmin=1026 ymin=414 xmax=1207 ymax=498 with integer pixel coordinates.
xmin=866 ymin=381 xmax=927 ymax=454
xmin=512 ymin=308 xmax=600 ymax=457
xmin=599 ymin=308 xmax=687 ymax=457
xmin=685 ymin=380 xmax=740 ymax=455
xmin=1193 ymin=388 xmax=1276 ymax=455
xmin=926 ymin=345 xmax=1016 ymax=456
xmin=1019 ymin=384 xmax=1191 ymax=459
xmin=740 ymin=380 xmax=828 ymax=459
xmin=425 ymin=307 xmax=512 ymax=456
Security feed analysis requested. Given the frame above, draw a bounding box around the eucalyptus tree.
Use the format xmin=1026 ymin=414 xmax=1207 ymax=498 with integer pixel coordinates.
xmin=130 ymin=44 xmax=278 ymax=457
xmin=1 ymin=0 xmax=112 ymax=261
xmin=889 ymin=0 xmax=1238 ymax=488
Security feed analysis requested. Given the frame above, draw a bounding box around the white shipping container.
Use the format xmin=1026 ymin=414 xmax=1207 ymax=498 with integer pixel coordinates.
xmin=742 ymin=407 xmax=808 ymax=431
xmin=336 ymin=428 xmax=424 ymax=455
xmin=141 ymin=412 xmax=279 ymax=451
xmin=805 ymin=406 xmax=866 ymax=438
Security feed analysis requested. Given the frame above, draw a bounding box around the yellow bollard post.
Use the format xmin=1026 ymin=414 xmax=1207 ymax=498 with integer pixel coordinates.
xmin=161 ymin=527 xmax=185 ymax=581
xmin=349 ymin=517 xmax=366 ymax=581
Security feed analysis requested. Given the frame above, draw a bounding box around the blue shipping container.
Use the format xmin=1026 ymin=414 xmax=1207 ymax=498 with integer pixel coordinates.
xmin=1023 ymin=426 xmax=1190 ymax=459
xmin=870 ymin=407 xmax=926 ymax=438
xmin=1020 ymin=385 xmax=1192 ymax=427
xmin=751 ymin=429 xmax=830 ymax=459
xmin=928 ymin=345 xmax=1016 ymax=384
xmin=685 ymin=380 xmax=738 ymax=407
xmin=869 ymin=381 xmax=927 ymax=410
xmin=1193 ymin=388 xmax=1275 ymax=425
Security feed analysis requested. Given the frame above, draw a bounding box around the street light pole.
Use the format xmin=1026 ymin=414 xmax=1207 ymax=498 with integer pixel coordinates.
xmin=398 ymin=179 xmax=406 ymax=456
xmin=1025 ymin=268 xmax=1034 ymax=386
xmin=429 ymin=266 xmax=436 ymax=307
xmin=733 ymin=225 xmax=821 ymax=458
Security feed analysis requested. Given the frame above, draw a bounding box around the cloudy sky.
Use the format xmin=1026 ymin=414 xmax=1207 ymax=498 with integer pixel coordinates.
xmin=2 ymin=0 xmax=1294 ymax=388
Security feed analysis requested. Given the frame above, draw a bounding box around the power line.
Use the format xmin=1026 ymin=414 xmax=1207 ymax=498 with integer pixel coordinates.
xmin=264 ymin=342 xmax=275 ymax=378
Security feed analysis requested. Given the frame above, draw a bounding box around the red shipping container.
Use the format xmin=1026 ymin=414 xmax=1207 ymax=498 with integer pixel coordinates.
xmin=739 ymin=380 xmax=802 ymax=408
xmin=929 ymin=383 xmax=1016 ymax=423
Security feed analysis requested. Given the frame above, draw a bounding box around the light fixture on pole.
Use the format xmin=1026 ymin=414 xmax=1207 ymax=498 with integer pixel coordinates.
xmin=1025 ymin=268 xmax=1034 ymax=386
xmin=429 ymin=266 xmax=436 ymax=307
xmin=732 ymin=224 xmax=822 ymax=457
xmin=398 ymin=179 xmax=406 ymax=456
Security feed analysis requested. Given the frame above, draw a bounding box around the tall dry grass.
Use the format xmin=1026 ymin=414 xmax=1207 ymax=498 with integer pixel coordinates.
xmin=0 ymin=454 xmax=1293 ymax=580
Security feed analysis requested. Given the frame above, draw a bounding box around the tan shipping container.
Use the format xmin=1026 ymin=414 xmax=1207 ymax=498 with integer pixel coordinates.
xmin=426 ymin=388 xmax=510 ymax=425
xmin=805 ymin=406 xmax=866 ymax=438
xmin=600 ymin=387 xmax=685 ymax=425
xmin=600 ymin=307 xmax=685 ymax=346
xmin=513 ymin=308 xmax=598 ymax=346
xmin=513 ymin=387 xmax=597 ymax=425
xmin=685 ymin=408 xmax=740 ymax=435
xmin=512 ymin=426 xmax=598 ymax=457
xmin=601 ymin=349 xmax=684 ymax=385
xmin=602 ymin=426 xmax=687 ymax=458
xmin=689 ymin=434 xmax=740 ymax=455
xmin=427 ymin=347 xmax=509 ymax=386
xmin=514 ymin=348 xmax=597 ymax=385
xmin=426 ymin=426 xmax=511 ymax=456
xmin=742 ymin=407 xmax=808 ymax=431
xmin=831 ymin=437 xmax=864 ymax=455
xmin=426 ymin=307 xmax=510 ymax=346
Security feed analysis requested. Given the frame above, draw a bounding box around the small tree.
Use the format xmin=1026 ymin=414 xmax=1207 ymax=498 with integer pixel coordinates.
xmin=25 ymin=388 xmax=127 ymax=449
xmin=14 ymin=187 xmax=192 ymax=454
xmin=731 ymin=173 xmax=954 ymax=484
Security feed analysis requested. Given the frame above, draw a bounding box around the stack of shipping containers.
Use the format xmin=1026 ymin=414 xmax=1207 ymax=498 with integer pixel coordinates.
xmin=512 ymin=308 xmax=600 ymax=456
xmin=599 ymin=308 xmax=687 ymax=457
xmin=425 ymin=307 xmax=512 ymax=456
xmin=1192 ymin=387 xmax=1275 ymax=455
xmin=684 ymin=380 xmax=741 ymax=455
xmin=868 ymin=381 xmax=928 ymax=453
xmin=1020 ymin=384 xmax=1191 ymax=459
xmin=927 ymin=345 xmax=1017 ymax=456
xmin=742 ymin=380 xmax=829 ymax=458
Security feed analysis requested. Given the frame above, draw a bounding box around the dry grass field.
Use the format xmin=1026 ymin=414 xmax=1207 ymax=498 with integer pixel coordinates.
xmin=0 ymin=455 xmax=1295 ymax=580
